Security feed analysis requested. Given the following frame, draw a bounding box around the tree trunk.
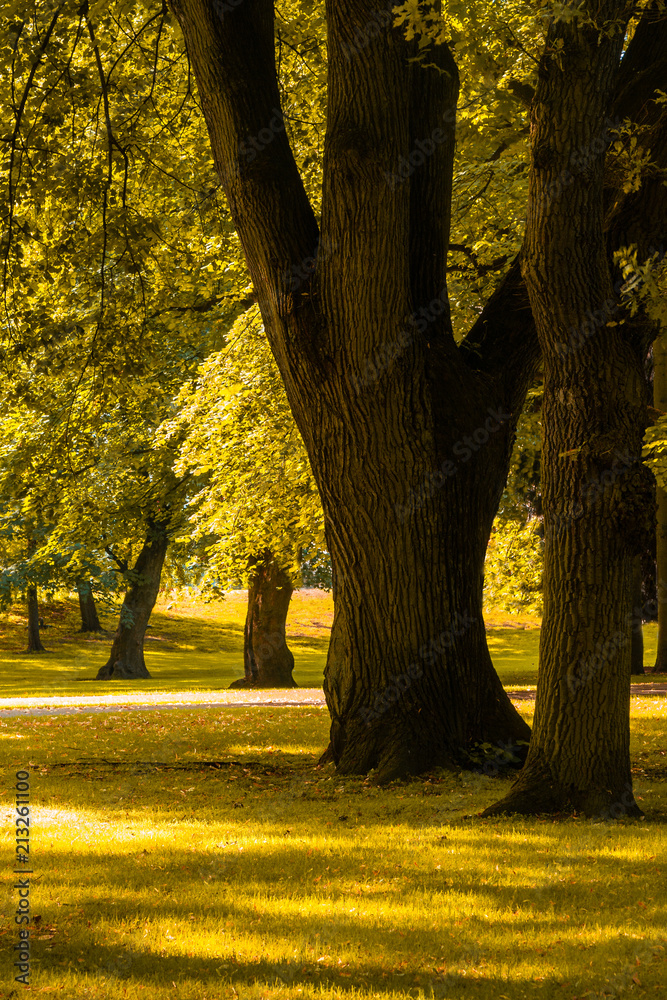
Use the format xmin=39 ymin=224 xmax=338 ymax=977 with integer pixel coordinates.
xmin=485 ymin=2 xmax=649 ymax=818
xmin=169 ymin=0 xmax=540 ymax=779
xmin=230 ymin=552 xmax=296 ymax=688
xmin=170 ymin=0 xmax=664 ymax=782
xmin=631 ymin=557 xmax=645 ymax=675
xmin=96 ymin=523 xmax=168 ymax=679
xmin=26 ymin=585 xmax=45 ymax=653
xmin=652 ymin=337 xmax=667 ymax=673
xmin=76 ymin=580 xmax=103 ymax=633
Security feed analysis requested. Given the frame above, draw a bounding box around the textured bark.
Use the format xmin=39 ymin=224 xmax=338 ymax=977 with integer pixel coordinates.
xmin=168 ymin=0 xmax=537 ymax=778
xmin=631 ymin=557 xmax=645 ymax=675
xmin=485 ymin=1 xmax=653 ymax=818
xmin=230 ymin=552 xmax=296 ymax=688
xmin=76 ymin=580 xmax=103 ymax=633
xmin=97 ymin=523 xmax=168 ymax=679
xmin=652 ymin=337 xmax=667 ymax=674
xmin=26 ymin=585 xmax=45 ymax=653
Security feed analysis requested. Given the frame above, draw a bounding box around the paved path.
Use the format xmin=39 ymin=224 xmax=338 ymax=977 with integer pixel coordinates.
xmin=507 ymin=683 xmax=667 ymax=701
xmin=0 ymin=684 xmax=665 ymax=718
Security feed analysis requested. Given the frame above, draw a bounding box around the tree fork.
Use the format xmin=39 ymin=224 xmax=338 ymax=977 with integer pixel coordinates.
xmin=170 ymin=0 xmax=544 ymax=778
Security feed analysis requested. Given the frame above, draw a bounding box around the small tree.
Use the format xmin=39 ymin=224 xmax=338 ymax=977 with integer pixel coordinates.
xmin=167 ymin=306 xmax=326 ymax=687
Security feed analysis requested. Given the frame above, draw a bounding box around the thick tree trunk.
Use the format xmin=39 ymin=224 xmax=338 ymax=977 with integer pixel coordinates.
xmin=26 ymin=585 xmax=45 ymax=653
xmin=230 ymin=552 xmax=296 ymax=688
xmin=97 ymin=523 xmax=168 ymax=679
xmin=170 ymin=0 xmax=666 ymax=783
xmin=76 ymin=580 xmax=103 ymax=633
xmin=631 ymin=557 xmax=645 ymax=675
xmin=169 ymin=0 xmax=537 ymax=779
xmin=652 ymin=338 xmax=667 ymax=673
xmin=485 ymin=2 xmax=648 ymax=818
xmin=319 ymin=440 xmax=533 ymax=780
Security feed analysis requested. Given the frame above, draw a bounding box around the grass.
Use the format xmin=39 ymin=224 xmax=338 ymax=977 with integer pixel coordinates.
xmin=1 ymin=594 xmax=666 ymax=997
xmin=0 ymin=590 xmax=664 ymax=700
xmin=1 ymin=699 xmax=666 ymax=999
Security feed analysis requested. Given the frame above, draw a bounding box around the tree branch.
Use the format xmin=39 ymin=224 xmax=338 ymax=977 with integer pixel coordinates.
xmin=167 ymin=0 xmax=319 ymax=353
xmin=105 ymin=546 xmax=129 ymax=573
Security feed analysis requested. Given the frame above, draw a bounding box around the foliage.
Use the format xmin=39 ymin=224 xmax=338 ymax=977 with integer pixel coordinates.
xmin=485 ymin=391 xmax=544 ymax=614
xmin=484 ymin=517 xmax=544 ymax=615
xmin=164 ymin=305 xmax=327 ymax=591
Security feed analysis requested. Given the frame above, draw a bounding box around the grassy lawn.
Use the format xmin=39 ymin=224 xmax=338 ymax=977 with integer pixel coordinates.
xmin=0 ymin=590 xmax=664 ymax=700
xmin=1 ymin=594 xmax=667 ymax=997
xmin=1 ymin=698 xmax=666 ymax=999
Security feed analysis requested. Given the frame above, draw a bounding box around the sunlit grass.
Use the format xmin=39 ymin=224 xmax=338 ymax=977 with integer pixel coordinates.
xmin=1 ymin=701 xmax=666 ymax=999
xmin=1 ymin=592 xmax=665 ymax=701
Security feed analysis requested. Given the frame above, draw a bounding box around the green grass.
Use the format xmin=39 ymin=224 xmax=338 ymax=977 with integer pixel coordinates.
xmin=1 ymin=593 xmax=665 ymax=700
xmin=1 ymin=701 xmax=666 ymax=999
xmin=1 ymin=595 xmax=666 ymax=998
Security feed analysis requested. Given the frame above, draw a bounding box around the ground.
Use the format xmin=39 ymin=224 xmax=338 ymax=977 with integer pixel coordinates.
xmin=0 ymin=591 xmax=665 ymax=999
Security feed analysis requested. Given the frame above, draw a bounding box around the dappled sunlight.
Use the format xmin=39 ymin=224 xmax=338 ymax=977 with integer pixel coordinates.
xmin=2 ymin=674 xmax=665 ymax=999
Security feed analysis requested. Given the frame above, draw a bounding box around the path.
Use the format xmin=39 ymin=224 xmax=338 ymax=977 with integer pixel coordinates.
xmin=0 ymin=684 xmax=665 ymax=718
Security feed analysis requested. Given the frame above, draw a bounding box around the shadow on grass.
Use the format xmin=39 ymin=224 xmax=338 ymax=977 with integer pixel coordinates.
xmin=34 ymin=829 xmax=667 ymax=998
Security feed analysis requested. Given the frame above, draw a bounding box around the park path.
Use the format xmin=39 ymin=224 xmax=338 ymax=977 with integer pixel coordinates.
xmin=0 ymin=684 xmax=665 ymax=717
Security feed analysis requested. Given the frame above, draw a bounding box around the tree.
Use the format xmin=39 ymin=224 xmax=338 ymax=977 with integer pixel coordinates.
xmin=0 ymin=0 xmax=238 ymax=676
xmin=76 ymin=580 xmax=103 ymax=633
xmin=166 ymin=0 xmax=545 ymax=779
xmin=97 ymin=514 xmax=170 ymax=678
xmin=484 ymin=1 xmax=667 ymax=816
xmin=25 ymin=585 xmax=46 ymax=652
xmin=168 ymin=305 xmax=326 ymax=687
xmin=4 ymin=0 xmax=664 ymax=790
xmin=167 ymin=0 xmax=666 ymax=787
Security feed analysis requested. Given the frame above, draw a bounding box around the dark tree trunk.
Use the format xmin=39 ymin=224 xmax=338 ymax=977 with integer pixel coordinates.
xmin=652 ymin=339 xmax=667 ymax=673
xmin=631 ymin=557 xmax=645 ymax=675
xmin=76 ymin=580 xmax=103 ymax=633
xmin=170 ymin=0 xmax=536 ymax=780
xmin=26 ymin=585 xmax=45 ymax=653
xmin=169 ymin=0 xmax=664 ymax=782
xmin=230 ymin=552 xmax=296 ymax=688
xmin=484 ymin=0 xmax=659 ymax=818
xmin=97 ymin=523 xmax=169 ymax=679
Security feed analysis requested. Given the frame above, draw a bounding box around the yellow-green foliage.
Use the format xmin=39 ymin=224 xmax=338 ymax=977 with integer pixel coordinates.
xmin=1 ymin=699 xmax=666 ymax=999
xmin=165 ymin=308 xmax=325 ymax=589
xmin=484 ymin=519 xmax=543 ymax=616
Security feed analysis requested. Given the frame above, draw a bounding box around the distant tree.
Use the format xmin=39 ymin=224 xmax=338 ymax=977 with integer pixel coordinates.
xmin=167 ymin=306 xmax=326 ymax=687
xmin=76 ymin=580 xmax=103 ymax=634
